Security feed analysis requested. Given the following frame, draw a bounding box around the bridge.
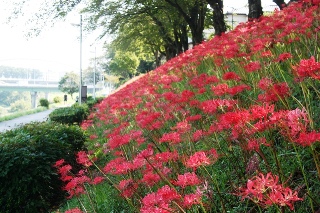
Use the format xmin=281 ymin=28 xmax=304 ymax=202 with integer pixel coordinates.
xmin=0 ymin=77 xmax=106 ymax=108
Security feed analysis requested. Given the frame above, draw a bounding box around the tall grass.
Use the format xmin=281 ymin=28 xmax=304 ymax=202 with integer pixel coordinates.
xmin=0 ymin=107 xmax=48 ymax=122
xmin=56 ymin=1 xmax=320 ymax=212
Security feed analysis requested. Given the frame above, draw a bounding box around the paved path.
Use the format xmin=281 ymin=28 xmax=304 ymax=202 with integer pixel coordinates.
xmin=0 ymin=109 xmax=55 ymax=133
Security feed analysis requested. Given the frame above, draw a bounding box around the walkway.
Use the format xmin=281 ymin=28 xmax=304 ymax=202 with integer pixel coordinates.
xmin=0 ymin=109 xmax=54 ymax=132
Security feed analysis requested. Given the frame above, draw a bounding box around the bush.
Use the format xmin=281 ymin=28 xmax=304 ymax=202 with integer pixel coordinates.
xmin=39 ymin=98 xmax=49 ymax=108
xmin=53 ymin=96 xmax=62 ymax=103
xmin=0 ymin=122 xmax=86 ymax=213
xmin=86 ymin=96 xmax=104 ymax=110
xmin=49 ymin=103 xmax=89 ymax=125
xmin=9 ymin=99 xmax=31 ymax=112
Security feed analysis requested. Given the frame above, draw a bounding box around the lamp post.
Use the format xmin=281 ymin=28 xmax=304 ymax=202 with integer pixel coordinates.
xmin=93 ymin=46 xmax=96 ymax=99
xmin=79 ymin=15 xmax=83 ymax=104
xmin=72 ymin=15 xmax=83 ymax=104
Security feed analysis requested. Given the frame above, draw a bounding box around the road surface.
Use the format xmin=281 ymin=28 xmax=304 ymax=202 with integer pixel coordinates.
xmin=0 ymin=109 xmax=54 ymax=133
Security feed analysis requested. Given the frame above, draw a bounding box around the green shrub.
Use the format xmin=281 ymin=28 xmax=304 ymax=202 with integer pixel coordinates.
xmin=39 ymin=98 xmax=49 ymax=108
xmin=49 ymin=103 xmax=89 ymax=125
xmin=86 ymin=96 xmax=104 ymax=110
xmin=9 ymin=99 xmax=31 ymax=112
xmin=53 ymin=96 xmax=62 ymax=103
xmin=0 ymin=122 xmax=86 ymax=213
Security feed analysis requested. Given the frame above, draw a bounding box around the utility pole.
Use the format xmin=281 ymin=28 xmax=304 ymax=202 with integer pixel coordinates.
xmin=93 ymin=46 xmax=96 ymax=99
xmin=79 ymin=15 xmax=83 ymax=104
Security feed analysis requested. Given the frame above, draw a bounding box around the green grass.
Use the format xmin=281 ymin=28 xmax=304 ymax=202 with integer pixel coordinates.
xmin=0 ymin=107 xmax=49 ymax=122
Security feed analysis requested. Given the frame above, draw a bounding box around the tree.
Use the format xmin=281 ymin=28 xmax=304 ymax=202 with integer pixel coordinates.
xmin=109 ymin=51 xmax=140 ymax=81
xmin=273 ymin=0 xmax=287 ymax=9
xmin=58 ymin=71 xmax=79 ymax=99
xmin=206 ymin=0 xmax=226 ymax=36
xmin=163 ymin=0 xmax=207 ymax=45
xmin=248 ymin=0 xmax=263 ymax=20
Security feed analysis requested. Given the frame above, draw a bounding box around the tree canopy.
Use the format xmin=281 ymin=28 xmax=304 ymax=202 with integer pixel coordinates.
xmin=58 ymin=71 xmax=79 ymax=99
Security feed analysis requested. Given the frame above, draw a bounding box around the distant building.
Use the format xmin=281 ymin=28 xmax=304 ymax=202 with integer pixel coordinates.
xmin=224 ymin=13 xmax=248 ymax=30
xmin=203 ymin=13 xmax=248 ymax=40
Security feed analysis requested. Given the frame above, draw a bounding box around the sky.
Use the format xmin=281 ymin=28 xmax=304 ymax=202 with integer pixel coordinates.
xmin=0 ymin=0 xmax=283 ymax=78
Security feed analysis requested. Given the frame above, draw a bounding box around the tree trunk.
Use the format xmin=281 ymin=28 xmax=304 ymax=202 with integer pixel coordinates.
xmin=173 ymin=23 xmax=189 ymax=54
xmin=273 ymin=0 xmax=287 ymax=9
xmin=164 ymin=0 xmax=206 ymax=45
xmin=207 ymin=0 xmax=226 ymax=36
xmin=248 ymin=0 xmax=263 ymax=20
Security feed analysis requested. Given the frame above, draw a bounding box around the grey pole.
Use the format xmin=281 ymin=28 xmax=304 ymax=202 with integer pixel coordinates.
xmin=79 ymin=15 xmax=83 ymax=104
xmin=93 ymin=47 xmax=96 ymax=99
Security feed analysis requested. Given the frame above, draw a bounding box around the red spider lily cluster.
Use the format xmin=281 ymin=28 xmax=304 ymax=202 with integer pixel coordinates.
xmin=54 ymin=157 xmax=104 ymax=199
xmin=238 ymin=173 xmax=303 ymax=210
xmin=58 ymin=1 xmax=320 ymax=212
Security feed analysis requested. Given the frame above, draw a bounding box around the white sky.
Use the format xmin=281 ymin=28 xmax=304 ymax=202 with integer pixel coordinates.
xmin=0 ymin=0 xmax=282 ymax=77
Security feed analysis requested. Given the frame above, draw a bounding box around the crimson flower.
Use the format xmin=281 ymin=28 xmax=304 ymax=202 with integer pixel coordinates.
xmin=293 ymin=56 xmax=320 ymax=80
xmin=244 ymin=61 xmax=261 ymax=72
xmin=65 ymin=207 xmax=84 ymax=213
xmin=185 ymin=151 xmax=211 ymax=169
xmin=238 ymin=173 xmax=302 ymax=210
xmin=76 ymin=151 xmax=92 ymax=167
xmin=174 ymin=172 xmax=201 ymax=188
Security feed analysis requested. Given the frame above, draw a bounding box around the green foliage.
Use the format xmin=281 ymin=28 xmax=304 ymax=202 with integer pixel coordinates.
xmin=9 ymin=99 xmax=31 ymax=112
xmin=58 ymin=182 xmax=134 ymax=213
xmin=0 ymin=122 xmax=86 ymax=213
xmin=58 ymin=71 xmax=79 ymax=99
xmin=53 ymin=96 xmax=62 ymax=103
xmin=39 ymin=98 xmax=49 ymax=108
xmin=0 ymin=91 xmax=30 ymax=107
xmin=49 ymin=103 xmax=89 ymax=125
xmin=0 ymin=106 xmax=8 ymax=116
xmin=109 ymin=51 xmax=140 ymax=80
xmin=0 ymin=66 xmax=42 ymax=79
xmin=86 ymin=96 xmax=103 ymax=110
xmin=0 ymin=107 xmax=48 ymax=122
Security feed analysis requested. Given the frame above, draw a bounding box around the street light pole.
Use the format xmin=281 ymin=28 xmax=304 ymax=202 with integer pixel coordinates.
xmin=79 ymin=15 xmax=83 ymax=104
xmin=93 ymin=46 xmax=96 ymax=99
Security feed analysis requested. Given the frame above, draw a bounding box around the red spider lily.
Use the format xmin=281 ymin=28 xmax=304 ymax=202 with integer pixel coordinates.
xmin=277 ymin=52 xmax=292 ymax=62
xmin=118 ymin=179 xmax=138 ymax=198
xmin=57 ymin=164 xmax=72 ymax=178
xmin=244 ymin=61 xmax=261 ymax=73
xmin=227 ymin=84 xmax=251 ymax=96
xmin=183 ymin=192 xmax=203 ymax=209
xmin=266 ymin=188 xmax=303 ymax=210
xmin=295 ymin=131 xmax=320 ymax=146
xmin=246 ymin=137 xmax=270 ymax=152
xmin=141 ymin=171 xmax=161 ymax=187
xmin=65 ymin=207 xmax=84 ymax=213
xmin=293 ymin=56 xmax=320 ymax=80
xmin=258 ymin=77 xmax=273 ymax=91
xmin=141 ymin=193 xmax=173 ymax=213
xmin=54 ymin=159 xmax=65 ymax=168
xmin=152 ymin=150 xmax=179 ymax=163
xmin=64 ymin=175 xmax=90 ymax=198
xmin=174 ymin=172 xmax=202 ymax=188
xmin=76 ymin=151 xmax=92 ymax=167
xmin=258 ymin=82 xmax=290 ymax=103
xmin=141 ymin=185 xmax=181 ymax=212
xmin=159 ymin=132 xmax=181 ymax=144
xmin=200 ymin=99 xmax=237 ymax=114
xmin=185 ymin=151 xmax=211 ymax=169
xmin=70 ymin=1 xmax=319 ymax=212
xmin=192 ymin=129 xmax=205 ymax=142
xmin=211 ymin=83 xmax=229 ymax=96
xmin=238 ymin=173 xmax=302 ymax=210
xmin=171 ymin=120 xmax=191 ymax=134
xmin=92 ymin=176 xmax=104 ymax=185
xmin=222 ymin=72 xmax=241 ymax=81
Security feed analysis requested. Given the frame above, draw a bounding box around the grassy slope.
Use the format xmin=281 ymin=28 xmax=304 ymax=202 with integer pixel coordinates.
xmin=59 ymin=1 xmax=320 ymax=213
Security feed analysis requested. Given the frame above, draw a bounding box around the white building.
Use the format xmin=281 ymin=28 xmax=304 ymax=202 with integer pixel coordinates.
xmin=224 ymin=13 xmax=248 ymax=30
